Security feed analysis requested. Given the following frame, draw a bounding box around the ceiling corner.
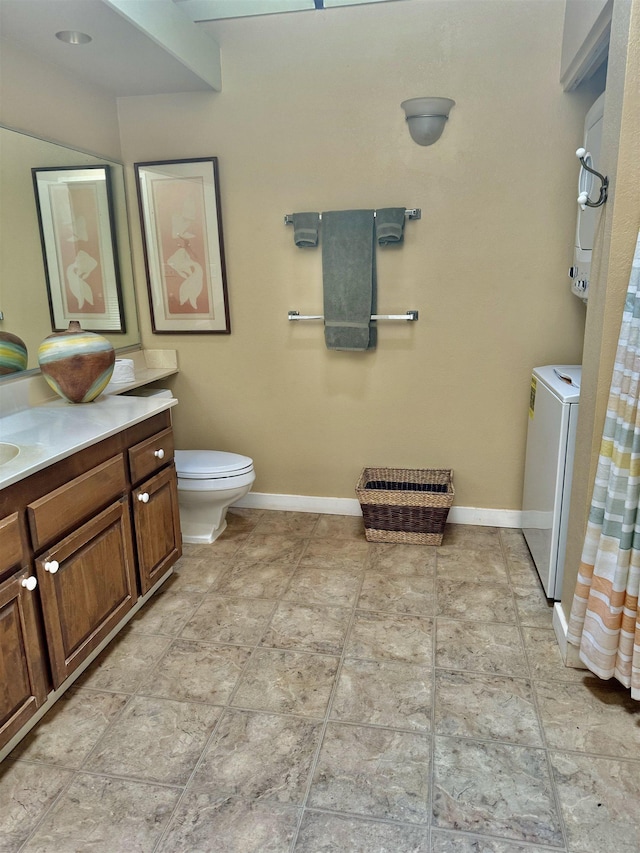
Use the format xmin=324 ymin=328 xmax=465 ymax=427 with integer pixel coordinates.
xmin=101 ymin=0 xmax=222 ymax=91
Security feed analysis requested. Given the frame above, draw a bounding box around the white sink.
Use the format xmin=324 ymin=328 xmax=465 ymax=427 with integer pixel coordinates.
xmin=0 ymin=442 xmax=19 ymax=466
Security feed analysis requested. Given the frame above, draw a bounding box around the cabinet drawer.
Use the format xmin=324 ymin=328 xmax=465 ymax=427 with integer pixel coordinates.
xmin=0 ymin=512 xmax=26 ymax=575
xmin=27 ymin=455 xmax=127 ymax=552
xmin=129 ymin=427 xmax=174 ymax=485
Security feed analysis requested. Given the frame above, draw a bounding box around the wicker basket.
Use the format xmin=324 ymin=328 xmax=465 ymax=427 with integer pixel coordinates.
xmin=356 ymin=467 xmax=454 ymax=545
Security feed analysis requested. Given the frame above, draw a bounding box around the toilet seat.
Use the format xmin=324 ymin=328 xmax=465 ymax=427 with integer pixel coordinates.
xmin=175 ymin=450 xmax=256 ymax=544
xmin=175 ymin=450 xmax=254 ymax=480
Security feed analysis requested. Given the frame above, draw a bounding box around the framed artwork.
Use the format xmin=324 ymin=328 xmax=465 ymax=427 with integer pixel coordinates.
xmin=32 ymin=165 xmax=125 ymax=333
xmin=134 ymin=157 xmax=230 ymax=334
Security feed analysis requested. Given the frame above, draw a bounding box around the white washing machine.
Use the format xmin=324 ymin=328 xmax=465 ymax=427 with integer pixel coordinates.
xmin=521 ymin=365 xmax=581 ymax=599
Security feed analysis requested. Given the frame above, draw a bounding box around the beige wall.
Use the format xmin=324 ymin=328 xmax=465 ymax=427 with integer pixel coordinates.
xmin=0 ymin=39 xmax=121 ymax=159
xmin=0 ymin=1 xmax=598 ymax=509
xmin=562 ymin=0 xmax=640 ymax=610
xmin=0 ymin=45 xmax=141 ymax=366
xmin=118 ymin=0 xmax=591 ymax=506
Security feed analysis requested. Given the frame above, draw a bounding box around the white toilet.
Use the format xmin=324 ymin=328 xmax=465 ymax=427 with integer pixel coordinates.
xmin=174 ymin=450 xmax=255 ymax=544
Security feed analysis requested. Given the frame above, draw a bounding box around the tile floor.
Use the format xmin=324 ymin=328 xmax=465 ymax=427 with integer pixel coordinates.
xmin=2 ymin=509 xmax=640 ymax=852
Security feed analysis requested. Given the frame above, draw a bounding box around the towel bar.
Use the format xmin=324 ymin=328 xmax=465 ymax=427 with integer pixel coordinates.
xmin=288 ymin=310 xmax=419 ymax=321
xmin=284 ymin=209 xmax=421 ymax=225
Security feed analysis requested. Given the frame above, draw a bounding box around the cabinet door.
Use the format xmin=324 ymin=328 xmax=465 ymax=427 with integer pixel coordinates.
xmin=133 ymin=464 xmax=182 ymax=595
xmin=35 ymin=500 xmax=137 ymax=689
xmin=0 ymin=568 xmax=48 ymax=751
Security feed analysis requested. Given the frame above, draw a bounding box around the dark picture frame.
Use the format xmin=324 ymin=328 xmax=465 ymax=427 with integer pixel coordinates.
xmin=134 ymin=157 xmax=230 ymax=334
xmin=32 ymin=165 xmax=125 ymax=333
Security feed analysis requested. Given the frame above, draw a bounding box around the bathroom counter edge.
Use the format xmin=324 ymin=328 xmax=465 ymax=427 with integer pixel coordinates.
xmin=0 ymin=394 xmax=178 ymax=490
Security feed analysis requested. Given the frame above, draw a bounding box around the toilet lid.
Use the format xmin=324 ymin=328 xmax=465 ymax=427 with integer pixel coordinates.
xmin=175 ymin=450 xmax=254 ymax=479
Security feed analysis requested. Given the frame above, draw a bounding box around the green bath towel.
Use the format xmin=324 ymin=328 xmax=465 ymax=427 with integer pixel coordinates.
xmin=322 ymin=210 xmax=376 ymax=352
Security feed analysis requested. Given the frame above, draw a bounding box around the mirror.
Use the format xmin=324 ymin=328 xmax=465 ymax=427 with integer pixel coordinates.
xmin=0 ymin=125 xmax=140 ymax=375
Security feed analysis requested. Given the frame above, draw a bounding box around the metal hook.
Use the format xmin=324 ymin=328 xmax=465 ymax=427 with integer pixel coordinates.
xmin=576 ymin=147 xmax=608 ymax=210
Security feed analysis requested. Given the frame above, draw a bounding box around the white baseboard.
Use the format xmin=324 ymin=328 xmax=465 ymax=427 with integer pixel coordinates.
xmin=236 ymin=493 xmax=361 ymax=516
xmin=553 ymin=601 xmax=588 ymax=669
xmin=448 ymin=506 xmax=522 ymax=528
xmin=235 ymin=492 xmax=523 ymax=528
xmin=553 ymin=602 xmax=569 ymax=662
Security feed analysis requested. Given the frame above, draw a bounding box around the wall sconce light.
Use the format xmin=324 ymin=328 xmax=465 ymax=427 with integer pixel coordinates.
xmin=401 ymin=97 xmax=455 ymax=146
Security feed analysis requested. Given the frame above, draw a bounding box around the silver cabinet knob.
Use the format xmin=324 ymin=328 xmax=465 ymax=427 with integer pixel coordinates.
xmin=22 ymin=576 xmax=38 ymax=591
xmin=44 ymin=560 xmax=59 ymax=573
xmin=154 ymin=448 xmax=165 ymax=459
xmin=138 ymin=492 xmax=150 ymax=503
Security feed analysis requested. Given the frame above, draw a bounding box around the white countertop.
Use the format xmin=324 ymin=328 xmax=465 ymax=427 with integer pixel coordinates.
xmin=0 ymin=393 xmax=178 ymax=490
xmin=102 ymin=365 xmax=178 ymax=395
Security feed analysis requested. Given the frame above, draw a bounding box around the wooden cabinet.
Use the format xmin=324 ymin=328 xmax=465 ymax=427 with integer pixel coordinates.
xmin=128 ymin=428 xmax=180 ymax=595
xmin=0 ymin=514 xmax=48 ymax=748
xmin=35 ymin=500 xmax=137 ymax=688
xmin=133 ymin=466 xmax=181 ymax=595
xmin=27 ymin=452 xmax=137 ymax=688
xmin=0 ymin=411 xmax=181 ymax=753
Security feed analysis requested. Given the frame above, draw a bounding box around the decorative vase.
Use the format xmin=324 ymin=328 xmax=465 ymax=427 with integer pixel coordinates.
xmin=38 ymin=321 xmax=115 ymax=403
xmin=0 ymin=331 xmax=28 ymax=375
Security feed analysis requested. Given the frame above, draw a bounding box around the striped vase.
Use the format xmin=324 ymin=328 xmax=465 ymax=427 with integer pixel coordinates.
xmin=38 ymin=321 xmax=115 ymax=403
xmin=0 ymin=331 xmax=28 ymax=375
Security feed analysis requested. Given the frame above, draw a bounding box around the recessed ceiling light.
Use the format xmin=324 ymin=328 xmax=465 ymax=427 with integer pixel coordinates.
xmin=55 ymin=30 xmax=92 ymax=45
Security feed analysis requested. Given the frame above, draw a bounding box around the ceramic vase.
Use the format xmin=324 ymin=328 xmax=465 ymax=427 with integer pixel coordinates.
xmin=0 ymin=331 xmax=28 ymax=375
xmin=38 ymin=321 xmax=115 ymax=403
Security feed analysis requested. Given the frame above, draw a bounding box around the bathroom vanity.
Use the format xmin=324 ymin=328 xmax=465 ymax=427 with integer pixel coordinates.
xmin=0 ymin=389 xmax=182 ymax=758
xmin=0 ymin=119 xmax=184 ymax=758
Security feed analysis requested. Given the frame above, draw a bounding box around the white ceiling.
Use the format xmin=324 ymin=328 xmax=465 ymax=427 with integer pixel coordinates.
xmin=0 ymin=0 xmax=218 ymax=95
xmin=0 ymin=0 xmax=399 ymax=97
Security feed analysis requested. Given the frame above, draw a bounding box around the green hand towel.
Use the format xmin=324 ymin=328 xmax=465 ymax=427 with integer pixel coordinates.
xmin=292 ymin=212 xmax=320 ymax=247
xmin=322 ymin=210 xmax=376 ymax=352
xmin=376 ymin=207 xmax=406 ymax=245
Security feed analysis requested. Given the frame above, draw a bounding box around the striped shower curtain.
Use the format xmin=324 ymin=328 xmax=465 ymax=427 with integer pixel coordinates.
xmin=568 ymin=230 xmax=640 ymax=699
